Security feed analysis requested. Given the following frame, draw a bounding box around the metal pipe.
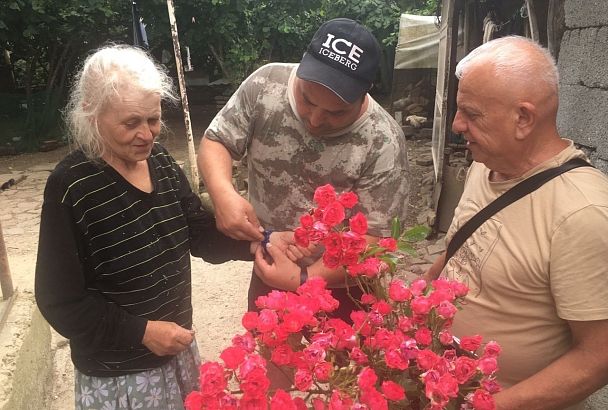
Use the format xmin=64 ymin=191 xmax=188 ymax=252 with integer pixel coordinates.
xmin=0 ymin=220 xmax=14 ymax=300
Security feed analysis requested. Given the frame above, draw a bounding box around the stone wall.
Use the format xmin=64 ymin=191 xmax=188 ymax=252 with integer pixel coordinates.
xmin=557 ymin=0 xmax=608 ymax=173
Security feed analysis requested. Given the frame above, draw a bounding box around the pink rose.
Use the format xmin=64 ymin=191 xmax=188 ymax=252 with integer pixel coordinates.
xmin=416 ymin=349 xmax=439 ymax=370
xmin=257 ymin=309 xmax=278 ymax=333
xmin=478 ymin=357 xmax=498 ymax=375
xmin=483 ymin=341 xmax=502 ymax=357
xmin=411 ymin=296 xmax=432 ymax=315
xmin=436 ymin=301 xmax=457 ymax=319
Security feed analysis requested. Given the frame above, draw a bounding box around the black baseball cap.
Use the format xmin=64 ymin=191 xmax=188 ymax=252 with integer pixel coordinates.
xmin=297 ymin=18 xmax=381 ymax=104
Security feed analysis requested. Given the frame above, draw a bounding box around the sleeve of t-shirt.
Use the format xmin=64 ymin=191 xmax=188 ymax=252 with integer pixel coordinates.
xmin=34 ymin=169 xmax=148 ymax=355
xmin=174 ymin=163 xmax=253 ymax=263
xmin=352 ymin=120 xmax=410 ymax=237
xmin=550 ymin=204 xmax=608 ymax=320
xmin=204 ymin=65 xmax=271 ymax=160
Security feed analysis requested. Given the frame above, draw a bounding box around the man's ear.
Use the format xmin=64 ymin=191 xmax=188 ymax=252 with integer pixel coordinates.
xmin=514 ymin=102 xmax=536 ymax=141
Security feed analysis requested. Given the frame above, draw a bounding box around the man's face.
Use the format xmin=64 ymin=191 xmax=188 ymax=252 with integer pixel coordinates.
xmin=451 ymin=65 xmax=519 ymax=171
xmin=293 ymin=77 xmax=363 ymax=136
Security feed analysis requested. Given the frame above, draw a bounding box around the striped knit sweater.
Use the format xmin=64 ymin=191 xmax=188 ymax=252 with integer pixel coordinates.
xmin=35 ymin=143 xmax=251 ymax=376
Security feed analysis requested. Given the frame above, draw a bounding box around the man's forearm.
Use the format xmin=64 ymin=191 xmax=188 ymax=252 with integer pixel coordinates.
xmin=198 ymin=135 xmax=236 ymax=199
xmin=495 ymin=349 xmax=608 ymax=409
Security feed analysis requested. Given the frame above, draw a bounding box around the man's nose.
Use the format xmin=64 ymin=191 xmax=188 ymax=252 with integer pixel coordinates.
xmin=452 ymin=111 xmax=466 ymax=134
xmin=308 ymin=108 xmax=326 ymax=128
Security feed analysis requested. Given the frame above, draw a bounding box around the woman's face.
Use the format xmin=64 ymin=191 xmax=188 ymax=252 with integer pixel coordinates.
xmin=96 ymin=89 xmax=162 ymax=166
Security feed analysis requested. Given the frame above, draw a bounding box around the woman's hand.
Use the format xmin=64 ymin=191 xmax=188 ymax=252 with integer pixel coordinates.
xmin=142 ymin=320 xmax=195 ymax=356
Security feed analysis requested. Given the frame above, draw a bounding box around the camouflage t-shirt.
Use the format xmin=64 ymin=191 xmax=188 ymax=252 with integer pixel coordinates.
xmin=205 ymin=63 xmax=409 ymax=236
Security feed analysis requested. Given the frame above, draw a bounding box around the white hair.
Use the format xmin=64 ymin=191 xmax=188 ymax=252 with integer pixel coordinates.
xmin=64 ymin=44 xmax=177 ymax=159
xmin=455 ymin=36 xmax=559 ymax=94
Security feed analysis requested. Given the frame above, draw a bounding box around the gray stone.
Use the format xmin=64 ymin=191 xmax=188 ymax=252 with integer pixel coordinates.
xmin=418 ymin=128 xmax=433 ymax=139
xmin=558 ymin=84 xmax=608 ymax=160
xmin=426 ymin=242 xmax=446 ymax=255
xmin=402 ymin=125 xmax=415 ymax=137
xmin=586 ymin=385 xmax=608 ymax=409
xmin=415 ymin=156 xmax=433 ymax=166
xmin=559 ymin=27 xmax=608 ymax=89
xmin=565 ymin=0 xmax=608 ymax=28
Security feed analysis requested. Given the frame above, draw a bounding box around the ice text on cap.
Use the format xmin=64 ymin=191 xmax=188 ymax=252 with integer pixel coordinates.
xmin=319 ymin=33 xmax=363 ymax=71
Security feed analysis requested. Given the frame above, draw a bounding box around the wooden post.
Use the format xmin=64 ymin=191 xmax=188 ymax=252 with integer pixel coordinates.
xmin=166 ymin=0 xmax=200 ymax=192
xmin=0 ymin=220 xmax=14 ymax=300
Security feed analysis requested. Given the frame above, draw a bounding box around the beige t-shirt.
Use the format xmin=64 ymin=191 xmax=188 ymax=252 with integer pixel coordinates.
xmin=443 ymin=142 xmax=608 ymax=407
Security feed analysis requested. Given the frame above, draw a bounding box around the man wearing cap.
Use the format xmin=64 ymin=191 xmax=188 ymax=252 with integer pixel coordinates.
xmin=198 ymin=18 xmax=409 ymax=318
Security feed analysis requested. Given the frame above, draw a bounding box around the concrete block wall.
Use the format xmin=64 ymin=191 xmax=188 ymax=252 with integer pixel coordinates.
xmin=557 ymin=0 xmax=608 ymax=173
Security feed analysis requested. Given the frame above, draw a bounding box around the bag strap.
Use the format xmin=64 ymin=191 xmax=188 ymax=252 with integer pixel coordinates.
xmin=443 ymin=157 xmax=591 ymax=269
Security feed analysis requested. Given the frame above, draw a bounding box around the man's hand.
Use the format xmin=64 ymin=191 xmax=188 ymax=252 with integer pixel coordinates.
xmin=142 ymin=320 xmax=195 ymax=356
xmin=213 ymin=190 xmax=264 ymax=241
xmin=253 ymin=243 xmax=301 ymax=291
xmin=270 ymin=231 xmax=315 ymax=262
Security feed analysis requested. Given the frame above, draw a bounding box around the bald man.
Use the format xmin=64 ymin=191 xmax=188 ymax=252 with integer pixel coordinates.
xmin=426 ymin=36 xmax=608 ymax=409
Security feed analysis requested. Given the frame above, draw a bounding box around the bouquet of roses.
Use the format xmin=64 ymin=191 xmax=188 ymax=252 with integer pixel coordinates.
xmin=185 ymin=184 xmax=501 ymax=410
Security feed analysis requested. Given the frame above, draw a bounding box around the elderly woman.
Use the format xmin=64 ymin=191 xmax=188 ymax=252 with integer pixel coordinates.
xmin=34 ymin=45 xmax=252 ymax=409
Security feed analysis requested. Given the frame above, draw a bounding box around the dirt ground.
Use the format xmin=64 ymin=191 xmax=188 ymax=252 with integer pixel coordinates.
xmin=0 ymin=103 xmax=431 ymax=408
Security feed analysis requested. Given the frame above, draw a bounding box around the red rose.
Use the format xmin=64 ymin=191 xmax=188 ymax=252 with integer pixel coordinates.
xmin=337 ymin=191 xmax=358 ymax=208
xmin=349 ymin=212 xmax=368 ymax=235
xmin=381 ymin=380 xmax=406 ymax=401
xmin=220 ymin=346 xmax=246 ymax=370
xmin=471 ymin=389 xmax=496 ymax=410
xmin=271 ymin=343 xmax=293 ymax=366
xmin=294 ymin=227 xmax=310 ymax=247
xmin=416 ymin=349 xmax=440 ymax=371
xmin=240 ymin=367 xmax=270 ymax=398
xmin=198 ymin=362 xmax=227 ymax=397
xmin=357 ymin=367 xmax=378 ymax=391
xmin=483 ymin=341 xmax=502 ymax=357
xmin=379 ymin=237 xmax=397 ymax=251
xmin=313 ymin=361 xmax=333 ymax=382
xmin=184 ymin=391 xmax=204 ymax=410
xmin=270 ymin=389 xmax=297 ymax=410
xmin=454 ymin=356 xmax=478 ymax=383
xmin=385 ymin=348 xmax=408 ymax=370
xmin=388 ymin=279 xmax=412 ymax=302
xmin=313 ymin=184 xmax=336 ymax=207
xmin=322 ymin=201 xmax=345 ymax=227
xmin=300 ymin=213 xmax=314 ymax=228
xmin=294 ymin=368 xmax=314 ymax=391
xmin=460 ymin=335 xmax=483 ymax=352
xmin=322 ymin=250 xmax=342 ymax=269
xmin=241 ymin=311 xmax=258 ymax=331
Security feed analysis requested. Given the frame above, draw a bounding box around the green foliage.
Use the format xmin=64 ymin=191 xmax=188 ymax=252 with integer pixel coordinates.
xmin=0 ymin=0 xmax=439 ymax=150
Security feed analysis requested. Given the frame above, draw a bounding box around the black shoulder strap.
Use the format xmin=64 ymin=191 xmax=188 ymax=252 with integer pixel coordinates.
xmin=443 ymin=157 xmax=591 ymax=269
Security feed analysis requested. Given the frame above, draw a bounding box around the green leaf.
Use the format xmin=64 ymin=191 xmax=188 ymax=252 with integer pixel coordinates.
xmin=390 ymin=217 xmax=401 ymax=239
xmin=397 ymin=241 xmax=417 ymax=256
xmin=402 ymin=225 xmax=431 ymax=242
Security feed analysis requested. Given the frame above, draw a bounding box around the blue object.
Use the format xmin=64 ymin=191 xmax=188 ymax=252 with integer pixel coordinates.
xmin=261 ymin=229 xmax=273 ymax=253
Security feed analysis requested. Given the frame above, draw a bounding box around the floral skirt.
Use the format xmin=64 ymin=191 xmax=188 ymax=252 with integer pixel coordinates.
xmin=74 ymin=340 xmax=201 ymax=410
